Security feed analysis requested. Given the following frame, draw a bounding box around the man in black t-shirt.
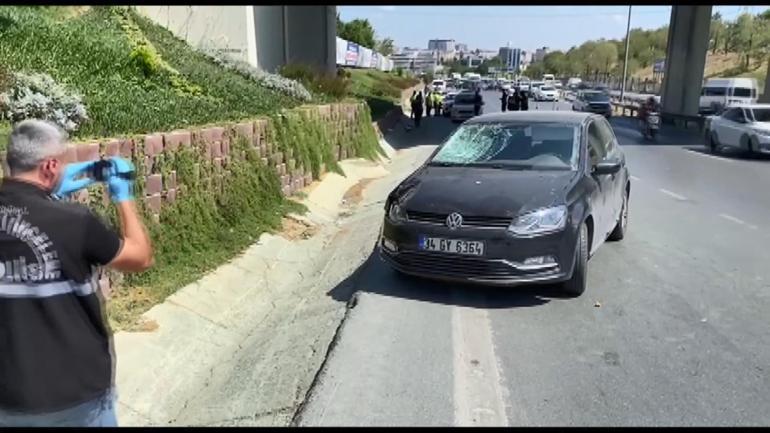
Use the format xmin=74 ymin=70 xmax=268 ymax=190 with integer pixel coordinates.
xmin=0 ymin=119 xmax=154 ymax=427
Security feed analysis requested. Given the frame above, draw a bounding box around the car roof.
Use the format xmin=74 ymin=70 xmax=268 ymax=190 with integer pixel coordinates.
xmin=740 ymin=103 xmax=770 ymax=109
xmin=466 ymin=111 xmax=598 ymax=126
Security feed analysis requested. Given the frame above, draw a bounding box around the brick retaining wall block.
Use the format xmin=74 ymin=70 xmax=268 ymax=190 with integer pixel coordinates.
xmin=165 ymin=171 xmax=177 ymax=190
xmin=76 ymin=142 xmax=100 ymax=162
xmin=101 ymin=139 xmax=121 ymax=157
xmin=163 ymin=130 xmax=192 ymax=151
xmin=165 ymin=188 xmax=177 ymax=204
xmin=143 ymin=134 xmax=164 ymax=157
xmin=145 ymin=174 xmax=163 ymax=195
xmin=62 ymin=145 xmax=78 ymax=164
xmin=144 ymin=193 xmax=162 ymax=215
xmin=233 ymin=122 xmax=254 ymax=143
xmin=119 ymin=139 xmax=134 ymax=158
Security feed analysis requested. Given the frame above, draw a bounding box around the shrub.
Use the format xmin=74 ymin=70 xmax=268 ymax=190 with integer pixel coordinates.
xmin=280 ymin=63 xmax=350 ymax=100
xmin=1 ymin=71 xmax=88 ymax=132
xmin=204 ymin=51 xmax=313 ymax=102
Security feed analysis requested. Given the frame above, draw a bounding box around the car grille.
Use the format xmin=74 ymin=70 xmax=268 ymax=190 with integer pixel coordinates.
xmin=406 ymin=211 xmax=511 ymax=228
xmin=589 ymin=103 xmax=610 ymax=109
xmin=390 ymin=251 xmax=521 ymax=279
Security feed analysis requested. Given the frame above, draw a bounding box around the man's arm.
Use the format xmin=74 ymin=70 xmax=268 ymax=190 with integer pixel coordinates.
xmin=108 ymin=200 xmax=154 ymax=272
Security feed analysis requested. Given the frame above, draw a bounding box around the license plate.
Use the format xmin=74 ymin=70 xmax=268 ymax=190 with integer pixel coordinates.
xmin=418 ymin=236 xmax=485 ymax=256
xmin=649 ymin=116 xmax=659 ymax=124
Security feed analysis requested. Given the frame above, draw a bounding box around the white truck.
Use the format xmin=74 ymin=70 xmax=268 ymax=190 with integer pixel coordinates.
xmin=699 ymin=77 xmax=759 ymax=115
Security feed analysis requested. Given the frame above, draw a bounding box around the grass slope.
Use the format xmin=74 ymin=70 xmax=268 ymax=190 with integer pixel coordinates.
xmin=0 ymin=6 xmax=301 ymax=140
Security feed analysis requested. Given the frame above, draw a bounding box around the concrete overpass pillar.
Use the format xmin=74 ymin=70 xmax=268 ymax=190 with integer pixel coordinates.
xmin=253 ymin=6 xmax=336 ymax=74
xmin=660 ymin=5 xmax=712 ymax=117
xmin=760 ymin=57 xmax=770 ymax=103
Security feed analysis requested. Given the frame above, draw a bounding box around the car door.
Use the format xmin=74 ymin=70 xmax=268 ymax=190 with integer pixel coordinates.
xmin=586 ymin=119 xmax=613 ymax=245
xmin=597 ymin=117 xmax=625 ymax=221
xmin=719 ymin=108 xmax=744 ymax=147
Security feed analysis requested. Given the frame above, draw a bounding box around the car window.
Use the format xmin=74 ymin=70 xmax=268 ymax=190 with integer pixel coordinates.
xmin=733 ymin=87 xmax=752 ymax=98
xmin=750 ymin=108 xmax=770 ymax=122
xmin=431 ymin=122 xmax=580 ymax=170
xmin=702 ymin=87 xmax=727 ymax=96
xmin=596 ymin=118 xmax=618 ymax=156
xmin=721 ymin=108 xmax=741 ymax=122
xmin=586 ymin=121 xmax=607 ymax=166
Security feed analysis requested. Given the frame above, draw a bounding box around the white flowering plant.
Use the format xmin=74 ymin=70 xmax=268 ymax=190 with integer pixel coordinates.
xmin=0 ymin=72 xmax=88 ymax=132
xmin=200 ymin=48 xmax=313 ymax=102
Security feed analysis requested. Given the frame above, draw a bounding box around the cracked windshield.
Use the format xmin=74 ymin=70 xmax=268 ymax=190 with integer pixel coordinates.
xmin=1 ymin=4 xmax=770 ymax=428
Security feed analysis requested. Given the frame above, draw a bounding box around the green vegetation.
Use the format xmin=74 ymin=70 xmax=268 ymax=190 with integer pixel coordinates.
xmin=336 ymin=13 xmax=395 ymax=56
xmin=347 ymin=69 xmax=420 ymax=120
xmin=527 ymin=9 xmax=770 ymax=83
xmin=0 ymin=6 xmax=302 ymax=140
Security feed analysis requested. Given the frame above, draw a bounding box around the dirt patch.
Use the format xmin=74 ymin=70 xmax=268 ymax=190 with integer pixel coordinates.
xmin=280 ymin=215 xmax=319 ymax=241
xmin=342 ymin=178 xmax=375 ymax=207
xmin=107 ymin=286 xmax=162 ymax=332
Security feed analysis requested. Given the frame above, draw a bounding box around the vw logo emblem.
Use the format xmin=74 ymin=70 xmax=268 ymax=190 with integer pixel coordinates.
xmin=446 ymin=212 xmax=463 ymax=230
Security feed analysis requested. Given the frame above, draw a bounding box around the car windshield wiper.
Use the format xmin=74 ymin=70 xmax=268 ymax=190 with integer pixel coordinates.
xmin=428 ymin=161 xmax=467 ymax=167
xmin=467 ymin=162 xmax=534 ymax=170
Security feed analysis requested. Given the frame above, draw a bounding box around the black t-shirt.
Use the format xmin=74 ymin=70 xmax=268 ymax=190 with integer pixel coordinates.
xmin=0 ymin=178 xmax=122 ymax=414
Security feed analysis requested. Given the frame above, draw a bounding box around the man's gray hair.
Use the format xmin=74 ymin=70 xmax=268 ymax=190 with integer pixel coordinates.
xmin=6 ymin=119 xmax=68 ymax=175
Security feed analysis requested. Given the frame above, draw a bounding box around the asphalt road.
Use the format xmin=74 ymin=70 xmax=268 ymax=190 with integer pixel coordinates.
xmin=295 ymin=90 xmax=770 ymax=426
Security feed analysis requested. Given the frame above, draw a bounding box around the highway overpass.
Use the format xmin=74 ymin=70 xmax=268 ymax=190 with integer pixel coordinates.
xmin=136 ymin=6 xmax=336 ymax=74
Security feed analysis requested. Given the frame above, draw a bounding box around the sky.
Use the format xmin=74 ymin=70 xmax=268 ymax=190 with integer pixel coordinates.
xmin=338 ymin=5 xmax=770 ymax=53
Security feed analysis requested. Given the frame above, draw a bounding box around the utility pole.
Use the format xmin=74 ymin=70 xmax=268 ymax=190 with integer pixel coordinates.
xmin=620 ymin=5 xmax=632 ymax=102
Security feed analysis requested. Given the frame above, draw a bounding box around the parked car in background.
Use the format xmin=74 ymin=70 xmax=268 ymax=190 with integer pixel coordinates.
xmin=534 ymin=85 xmax=559 ymax=102
xmin=380 ymin=111 xmax=630 ymax=296
xmin=699 ymin=77 xmax=759 ymax=115
xmin=450 ymin=92 xmax=481 ymax=123
xmin=572 ymin=90 xmax=613 ymax=117
xmin=432 ymin=79 xmax=447 ymax=93
xmin=705 ymin=103 xmax=770 ymax=155
xmin=442 ymin=92 xmax=459 ymax=117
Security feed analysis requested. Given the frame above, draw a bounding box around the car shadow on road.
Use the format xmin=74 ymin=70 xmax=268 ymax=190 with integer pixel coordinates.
xmin=327 ymin=247 xmax=570 ymax=310
xmin=384 ymin=113 xmax=459 ymax=151
xmin=683 ymin=146 xmax=770 ymax=161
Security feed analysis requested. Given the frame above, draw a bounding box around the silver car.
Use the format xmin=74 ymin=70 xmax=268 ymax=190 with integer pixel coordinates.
xmin=451 ymin=92 xmax=482 ymax=123
xmin=442 ymin=92 xmax=458 ymax=117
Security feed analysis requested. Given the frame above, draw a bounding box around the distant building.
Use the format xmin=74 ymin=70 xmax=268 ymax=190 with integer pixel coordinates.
xmin=455 ymin=43 xmax=468 ymax=53
xmin=428 ymin=39 xmax=456 ymax=52
xmin=499 ymin=47 xmax=522 ymax=72
xmin=392 ymin=48 xmax=439 ymax=73
xmin=534 ymin=46 xmax=550 ymax=62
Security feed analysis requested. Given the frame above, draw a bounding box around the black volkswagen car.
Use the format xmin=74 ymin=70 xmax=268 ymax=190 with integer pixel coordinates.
xmin=379 ymin=112 xmax=630 ymax=296
xmin=572 ymin=90 xmax=613 ymax=117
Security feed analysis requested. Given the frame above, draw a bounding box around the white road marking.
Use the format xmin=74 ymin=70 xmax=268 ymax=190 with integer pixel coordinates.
xmin=659 ymin=188 xmax=687 ymax=201
xmin=719 ymin=213 xmax=746 ymax=225
xmin=452 ymin=305 xmax=509 ymax=427
xmin=630 ymin=175 xmax=641 ymax=181
xmin=719 ymin=213 xmax=758 ymax=229
xmin=686 ymin=149 xmax=734 ymax=163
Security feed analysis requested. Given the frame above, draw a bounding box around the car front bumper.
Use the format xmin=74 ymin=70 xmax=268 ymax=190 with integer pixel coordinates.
xmin=755 ymin=134 xmax=770 ymax=153
xmin=379 ymin=218 xmax=578 ymax=286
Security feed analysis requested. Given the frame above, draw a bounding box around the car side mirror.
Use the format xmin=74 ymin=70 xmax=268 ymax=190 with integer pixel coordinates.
xmin=593 ymin=159 xmax=621 ymax=175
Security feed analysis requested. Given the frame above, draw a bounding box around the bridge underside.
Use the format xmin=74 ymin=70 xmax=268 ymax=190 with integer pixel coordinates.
xmin=253 ymin=6 xmax=336 ymax=74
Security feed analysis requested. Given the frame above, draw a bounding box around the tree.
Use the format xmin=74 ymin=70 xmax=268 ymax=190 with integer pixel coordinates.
xmin=543 ymin=51 xmax=567 ymax=75
xmin=710 ymin=12 xmax=725 ymax=55
xmin=729 ymin=13 xmax=754 ymax=68
xmin=375 ymin=37 xmax=395 ymax=56
xmin=337 ymin=18 xmax=376 ymax=49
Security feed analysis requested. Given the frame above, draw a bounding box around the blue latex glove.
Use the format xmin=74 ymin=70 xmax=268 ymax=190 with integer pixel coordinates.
xmin=52 ymin=161 xmax=97 ymax=200
xmin=107 ymin=157 xmax=135 ymax=203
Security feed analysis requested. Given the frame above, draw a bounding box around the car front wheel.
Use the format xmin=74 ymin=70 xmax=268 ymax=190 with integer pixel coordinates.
xmin=563 ymin=222 xmax=588 ymax=297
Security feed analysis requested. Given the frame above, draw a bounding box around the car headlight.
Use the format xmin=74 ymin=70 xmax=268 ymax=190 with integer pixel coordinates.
xmin=753 ymin=128 xmax=770 ymax=137
xmin=388 ymin=201 xmax=406 ymax=222
xmin=508 ymin=205 xmax=568 ymax=236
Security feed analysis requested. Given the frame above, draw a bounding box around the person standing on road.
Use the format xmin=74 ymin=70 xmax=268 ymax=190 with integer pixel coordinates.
xmin=412 ymin=91 xmax=424 ymax=128
xmin=519 ymin=89 xmax=530 ymax=111
xmin=425 ymin=90 xmax=434 ymax=117
xmin=509 ymin=87 xmax=521 ymax=111
xmin=432 ymin=91 xmax=443 ymax=116
xmin=473 ymin=88 xmax=484 ymax=116
xmin=409 ymin=90 xmax=417 ymax=120
xmin=500 ymin=88 xmax=509 ymax=112
xmin=0 ymin=119 xmax=154 ymax=427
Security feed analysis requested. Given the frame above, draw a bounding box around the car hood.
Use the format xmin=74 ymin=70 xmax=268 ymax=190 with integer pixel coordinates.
xmin=753 ymin=121 xmax=770 ymax=131
xmin=392 ymin=165 xmax=579 ymax=218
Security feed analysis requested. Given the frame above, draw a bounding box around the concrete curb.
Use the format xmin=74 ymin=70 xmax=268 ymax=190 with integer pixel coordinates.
xmin=113 ymin=132 xmax=398 ymax=426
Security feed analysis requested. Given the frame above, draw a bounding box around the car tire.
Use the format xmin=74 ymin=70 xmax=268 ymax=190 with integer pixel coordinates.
xmin=709 ymin=131 xmax=720 ymax=154
xmin=563 ymin=222 xmax=588 ymax=297
xmin=608 ymin=188 xmax=628 ymax=242
xmin=748 ymin=135 xmax=759 ymax=155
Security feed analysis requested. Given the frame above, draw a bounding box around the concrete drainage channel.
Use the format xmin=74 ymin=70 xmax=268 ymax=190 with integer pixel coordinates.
xmin=114 ymin=117 xmax=437 ymax=426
